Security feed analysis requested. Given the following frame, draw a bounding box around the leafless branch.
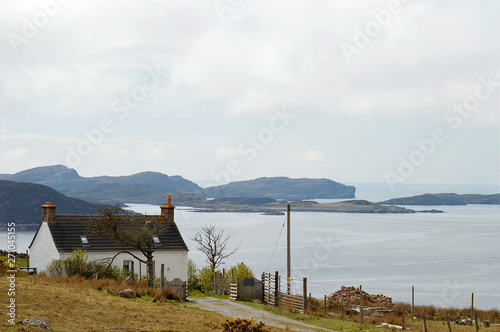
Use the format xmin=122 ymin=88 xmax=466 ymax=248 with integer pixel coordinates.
xmin=191 ymin=223 xmax=239 ymax=270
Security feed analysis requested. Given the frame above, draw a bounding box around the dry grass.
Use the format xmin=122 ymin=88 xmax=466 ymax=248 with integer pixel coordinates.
xmin=302 ymin=297 xmax=500 ymax=331
xmin=1 ymin=272 xmax=226 ymax=331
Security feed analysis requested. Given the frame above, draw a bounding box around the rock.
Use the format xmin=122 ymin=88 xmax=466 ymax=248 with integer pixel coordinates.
xmin=22 ymin=318 xmax=53 ymax=330
xmin=118 ymin=289 xmax=137 ymax=298
xmin=376 ymin=322 xmax=405 ymax=329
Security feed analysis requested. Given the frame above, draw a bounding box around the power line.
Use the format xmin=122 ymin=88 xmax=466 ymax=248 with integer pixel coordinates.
xmin=267 ymin=213 xmax=287 ymax=272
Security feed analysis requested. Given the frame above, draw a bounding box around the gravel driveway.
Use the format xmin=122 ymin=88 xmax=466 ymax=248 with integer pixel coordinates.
xmin=188 ymin=297 xmax=338 ymax=332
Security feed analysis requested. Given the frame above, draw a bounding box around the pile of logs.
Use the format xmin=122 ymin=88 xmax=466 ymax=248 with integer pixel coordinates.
xmin=327 ymin=286 xmax=393 ymax=306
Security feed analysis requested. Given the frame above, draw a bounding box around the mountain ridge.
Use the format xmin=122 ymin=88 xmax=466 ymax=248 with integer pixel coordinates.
xmin=0 ymin=165 xmax=356 ymax=202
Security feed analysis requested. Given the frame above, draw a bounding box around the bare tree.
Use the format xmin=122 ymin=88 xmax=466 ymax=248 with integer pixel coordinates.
xmin=191 ymin=223 xmax=239 ymax=272
xmin=87 ymin=205 xmax=170 ymax=287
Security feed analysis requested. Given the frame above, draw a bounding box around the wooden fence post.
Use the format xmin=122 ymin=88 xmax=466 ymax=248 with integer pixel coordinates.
xmin=324 ymin=295 xmax=327 ymax=315
xmin=223 ymin=268 xmax=226 ymax=295
xmin=471 ymin=293 xmax=474 ymax=324
xmin=423 ymin=311 xmax=428 ymax=332
xmin=130 ymin=261 xmax=135 ymax=282
xmin=360 ymin=285 xmax=363 ymax=326
xmin=303 ymin=277 xmax=308 ymax=312
xmin=446 ymin=312 xmax=452 ymax=332
xmin=214 ymin=271 xmax=218 ymax=295
xmin=402 ymin=308 xmax=405 ymax=330
xmin=274 ymin=271 xmax=280 ymax=307
xmin=412 ymin=285 xmax=415 ymax=322
xmin=262 ymin=270 xmax=266 ymax=303
xmin=160 ymin=264 xmax=165 ymax=289
xmin=341 ymin=299 xmax=344 ymax=321
xmin=153 ymin=260 xmax=156 ymax=288
xmin=475 ymin=310 xmax=479 ymax=332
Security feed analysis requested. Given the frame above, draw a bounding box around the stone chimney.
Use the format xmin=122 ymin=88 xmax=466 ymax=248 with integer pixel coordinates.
xmin=42 ymin=202 xmax=56 ymax=223
xmin=160 ymin=195 xmax=175 ymax=223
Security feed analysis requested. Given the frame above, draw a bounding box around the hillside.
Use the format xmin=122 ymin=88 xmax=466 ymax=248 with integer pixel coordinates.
xmin=0 ymin=165 xmax=204 ymax=204
xmin=203 ymin=177 xmax=356 ymax=200
xmin=63 ymin=182 xmax=203 ymax=205
xmin=1 ymin=166 xmax=357 ymax=203
xmin=0 ymin=180 xmax=109 ymax=229
xmin=380 ymin=193 xmax=500 ymax=206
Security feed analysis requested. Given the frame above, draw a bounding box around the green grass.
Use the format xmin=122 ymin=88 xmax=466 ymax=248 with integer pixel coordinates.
xmin=0 ymin=272 xmax=230 ymax=331
xmin=15 ymin=257 xmax=28 ymax=268
xmin=238 ymin=300 xmax=500 ymax=332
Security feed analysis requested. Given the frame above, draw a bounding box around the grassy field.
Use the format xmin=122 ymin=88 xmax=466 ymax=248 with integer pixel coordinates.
xmin=2 ymin=272 xmax=499 ymax=331
xmin=239 ymin=300 xmax=500 ymax=332
xmin=1 ymin=272 xmax=231 ymax=332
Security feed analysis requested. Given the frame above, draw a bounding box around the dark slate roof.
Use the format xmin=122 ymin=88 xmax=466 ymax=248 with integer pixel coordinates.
xmin=45 ymin=215 xmax=188 ymax=253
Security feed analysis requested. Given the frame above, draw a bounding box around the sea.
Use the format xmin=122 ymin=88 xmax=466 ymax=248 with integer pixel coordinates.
xmin=2 ymin=183 xmax=499 ymax=309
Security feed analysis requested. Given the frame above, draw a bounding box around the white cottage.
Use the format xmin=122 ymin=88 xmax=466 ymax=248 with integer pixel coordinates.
xmin=28 ymin=196 xmax=188 ymax=282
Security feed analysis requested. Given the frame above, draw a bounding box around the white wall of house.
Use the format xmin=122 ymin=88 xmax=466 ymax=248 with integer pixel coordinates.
xmin=29 ymin=223 xmax=60 ymax=272
xmin=60 ymin=250 xmax=189 ymax=281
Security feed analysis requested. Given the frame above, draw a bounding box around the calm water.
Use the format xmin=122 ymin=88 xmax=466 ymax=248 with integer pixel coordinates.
xmin=3 ymin=183 xmax=499 ymax=309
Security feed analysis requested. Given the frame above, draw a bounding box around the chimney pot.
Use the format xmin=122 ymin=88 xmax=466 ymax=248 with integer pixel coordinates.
xmin=42 ymin=202 xmax=56 ymax=223
xmin=160 ymin=196 xmax=175 ymax=223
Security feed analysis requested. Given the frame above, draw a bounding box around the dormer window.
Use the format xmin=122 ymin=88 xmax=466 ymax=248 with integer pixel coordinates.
xmin=152 ymin=235 xmax=161 ymax=247
xmin=80 ymin=235 xmax=90 ymax=247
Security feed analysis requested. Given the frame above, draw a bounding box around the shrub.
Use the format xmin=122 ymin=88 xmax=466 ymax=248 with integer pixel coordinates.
xmin=187 ymin=259 xmax=202 ymax=292
xmin=228 ymin=262 xmax=253 ymax=283
xmin=198 ymin=266 xmax=215 ymax=293
xmin=221 ymin=318 xmax=269 ymax=332
xmin=0 ymin=255 xmax=17 ymax=273
xmin=46 ymin=250 xmax=124 ymax=279
xmin=152 ymin=287 xmax=180 ymax=302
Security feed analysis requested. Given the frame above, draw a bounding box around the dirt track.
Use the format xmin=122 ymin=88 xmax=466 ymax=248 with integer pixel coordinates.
xmin=188 ymin=297 xmax=338 ymax=332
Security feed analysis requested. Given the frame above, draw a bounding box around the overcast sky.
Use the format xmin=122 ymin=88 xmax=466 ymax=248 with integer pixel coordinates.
xmin=1 ymin=0 xmax=499 ymax=188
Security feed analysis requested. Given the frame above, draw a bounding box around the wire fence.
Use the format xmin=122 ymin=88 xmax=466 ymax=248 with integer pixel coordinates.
xmin=262 ymin=271 xmax=500 ymax=328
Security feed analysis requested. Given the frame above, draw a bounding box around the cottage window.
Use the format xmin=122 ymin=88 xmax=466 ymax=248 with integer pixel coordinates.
xmin=80 ymin=235 xmax=90 ymax=247
xmin=152 ymin=235 xmax=161 ymax=247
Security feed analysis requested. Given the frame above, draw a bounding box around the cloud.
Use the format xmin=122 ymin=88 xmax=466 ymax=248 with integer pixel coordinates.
xmin=215 ymin=147 xmax=239 ymax=160
xmin=290 ymin=150 xmax=326 ymax=162
xmin=0 ymin=0 xmax=498 ymax=184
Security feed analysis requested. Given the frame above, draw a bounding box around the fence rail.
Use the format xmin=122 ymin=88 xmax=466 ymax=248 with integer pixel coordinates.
xmin=229 ymin=283 xmax=237 ymax=301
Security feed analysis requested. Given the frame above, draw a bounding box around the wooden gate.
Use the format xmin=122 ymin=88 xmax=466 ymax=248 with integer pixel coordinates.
xmin=163 ymin=277 xmax=187 ymax=300
xmin=262 ymin=271 xmax=279 ymax=306
xmin=279 ymin=276 xmax=305 ymax=313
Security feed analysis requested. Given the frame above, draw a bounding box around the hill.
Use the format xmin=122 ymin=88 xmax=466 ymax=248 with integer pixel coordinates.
xmin=0 ymin=180 xmax=110 ymax=229
xmin=203 ymin=177 xmax=355 ymax=200
xmin=1 ymin=166 xmax=356 ymax=203
xmin=0 ymin=165 xmax=204 ymax=204
xmin=380 ymin=193 xmax=500 ymax=205
xmin=63 ymin=182 xmax=202 ymax=205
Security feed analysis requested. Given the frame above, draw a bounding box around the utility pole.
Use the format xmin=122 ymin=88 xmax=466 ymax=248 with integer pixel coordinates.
xmin=287 ymin=203 xmax=291 ymax=295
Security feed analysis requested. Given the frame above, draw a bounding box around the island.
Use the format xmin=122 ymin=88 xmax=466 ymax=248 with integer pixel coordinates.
xmin=184 ymin=198 xmax=442 ymax=214
xmin=380 ymin=193 xmax=500 ymax=206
